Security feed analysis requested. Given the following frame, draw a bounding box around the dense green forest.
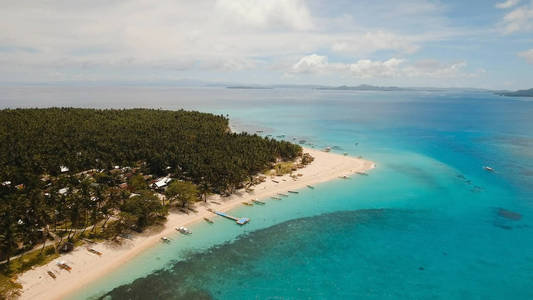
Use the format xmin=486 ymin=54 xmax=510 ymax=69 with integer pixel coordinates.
xmin=0 ymin=108 xmax=302 ymax=274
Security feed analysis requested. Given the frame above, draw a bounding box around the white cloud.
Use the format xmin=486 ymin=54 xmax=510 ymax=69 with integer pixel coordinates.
xmin=291 ymin=54 xmax=329 ymax=74
xmin=0 ymin=0 xmax=490 ymax=85
xmin=518 ymin=48 xmax=533 ymax=63
xmin=499 ymin=1 xmax=533 ymax=33
xmin=331 ymin=31 xmax=419 ymax=55
xmin=403 ymin=59 xmax=468 ymax=78
xmin=496 ymin=0 xmax=521 ymax=9
xmin=215 ymin=0 xmax=313 ymax=30
xmin=290 ymin=55 xmax=472 ymax=79
xmin=349 ymin=58 xmax=404 ymax=78
xmin=0 ymin=0 xmax=426 ymax=79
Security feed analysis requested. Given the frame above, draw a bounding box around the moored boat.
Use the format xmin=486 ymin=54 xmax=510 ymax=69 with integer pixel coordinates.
xmin=176 ymin=226 xmax=192 ymax=235
xmin=483 ymin=166 xmax=495 ymax=172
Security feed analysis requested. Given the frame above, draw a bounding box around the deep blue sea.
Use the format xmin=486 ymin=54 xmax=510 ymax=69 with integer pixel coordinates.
xmin=1 ymin=86 xmax=532 ymax=299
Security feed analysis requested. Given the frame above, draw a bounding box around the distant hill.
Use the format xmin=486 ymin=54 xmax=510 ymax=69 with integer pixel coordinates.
xmin=496 ymin=88 xmax=533 ymax=97
xmin=316 ymin=84 xmax=408 ymax=91
xmin=226 ymin=86 xmax=273 ymax=89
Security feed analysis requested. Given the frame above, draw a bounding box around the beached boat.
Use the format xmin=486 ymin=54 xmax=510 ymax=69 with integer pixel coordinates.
xmin=203 ymin=217 xmax=214 ymax=224
xmin=356 ymin=171 xmax=368 ymax=176
xmin=176 ymin=226 xmax=192 ymax=235
xmin=210 ymin=201 xmax=221 ymax=205
xmin=161 ymin=236 xmax=170 ymax=243
xmin=252 ymin=199 xmax=265 ymax=205
xmin=242 ymin=202 xmax=253 ymax=206
xmin=47 ymin=271 xmax=56 ymax=279
xmin=288 ymin=190 xmax=298 ymax=194
xmin=88 ymin=248 xmax=102 ymax=256
xmin=307 ymin=185 xmax=314 ymax=189
xmin=272 ymin=179 xmax=279 ymax=183
xmin=271 ymin=196 xmax=282 ymax=200
xmin=56 ymin=261 xmax=72 ymax=271
xmin=277 ymin=193 xmax=288 ymax=197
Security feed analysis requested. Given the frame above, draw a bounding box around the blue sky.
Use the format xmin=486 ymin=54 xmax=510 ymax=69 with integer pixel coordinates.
xmin=0 ymin=0 xmax=532 ymax=89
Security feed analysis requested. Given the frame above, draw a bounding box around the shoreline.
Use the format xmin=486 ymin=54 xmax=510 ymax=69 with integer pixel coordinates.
xmin=17 ymin=148 xmax=375 ymax=300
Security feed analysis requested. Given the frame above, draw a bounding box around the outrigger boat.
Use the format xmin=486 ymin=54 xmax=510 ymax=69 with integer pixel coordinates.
xmin=483 ymin=166 xmax=495 ymax=172
xmin=356 ymin=171 xmax=368 ymax=176
xmin=242 ymin=202 xmax=253 ymax=206
xmin=88 ymin=248 xmax=102 ymax=256
xmin=56 ymin=261 xmax=72 ymax=271
xmin=271 ymin=196 xmax=282 ymax=200
xmin=252 ymin=199 xmax=265 ymax=205
xmin=203 ymin=217 xmax=214 ymax=224
xmin=176 ymin=226 xmax=192 ymax=235
xmin=306 ymin=185 xmax=315 ymax=189
xmin=277 ymin=193 xmax=288 ymax=197
xmin=288 ymin=190 xmax=298 ymax=194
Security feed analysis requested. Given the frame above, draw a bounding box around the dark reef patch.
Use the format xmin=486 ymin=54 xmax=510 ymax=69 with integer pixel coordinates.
xmin=98 ymin=209 xmax=400 ymax=299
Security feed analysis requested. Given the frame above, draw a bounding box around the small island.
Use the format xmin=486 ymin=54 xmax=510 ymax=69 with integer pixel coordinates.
xmin=0 ymin=108 xmax=374 ymax=299
xmin=496 ymin=88 xmax=533 ymax=97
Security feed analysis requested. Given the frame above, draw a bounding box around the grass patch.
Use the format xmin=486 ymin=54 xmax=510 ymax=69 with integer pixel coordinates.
xmin=264 ymin=161 xmax=296 ymax=176
xmin=0 ymin=245 xmax=59 ymax=299
xmin=0 ymin=273 xmax=22 ymax=299
xmin=1 ymin=245 xmax=60 ymax=276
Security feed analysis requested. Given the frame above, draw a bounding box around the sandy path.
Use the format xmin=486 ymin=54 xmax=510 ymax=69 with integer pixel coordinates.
xmin=17 ymin=148 xmax=375 ymax=300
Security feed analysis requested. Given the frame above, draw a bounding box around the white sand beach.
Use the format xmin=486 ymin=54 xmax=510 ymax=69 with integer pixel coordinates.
xmin=17 ymin=148 xmax=375 ymax=300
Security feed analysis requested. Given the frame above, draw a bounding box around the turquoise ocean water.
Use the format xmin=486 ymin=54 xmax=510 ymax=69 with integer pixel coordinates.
xmin=1 ymin=87 xmax=532 ymax=299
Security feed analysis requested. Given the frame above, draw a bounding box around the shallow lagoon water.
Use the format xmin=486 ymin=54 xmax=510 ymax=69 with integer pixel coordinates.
xmin=1 ymin=87 xmax=532 ymax=299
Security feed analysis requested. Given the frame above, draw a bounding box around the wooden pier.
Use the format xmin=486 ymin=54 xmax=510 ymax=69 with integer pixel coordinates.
xmin=213 ymin=211 xmax=250 ymax=225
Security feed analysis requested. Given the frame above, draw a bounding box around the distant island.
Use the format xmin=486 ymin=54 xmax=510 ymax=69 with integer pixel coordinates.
xmin=496 ymin=88 xmax=533 ymax=97
xmin=316 ymin=84 xmax=409 ymax=91
xmin=226 ymin=86 xmax=273 ymax=89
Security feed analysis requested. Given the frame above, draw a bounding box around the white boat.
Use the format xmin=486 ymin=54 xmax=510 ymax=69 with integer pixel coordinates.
xmin=161 ymin=236 xmax=170 ymax=243
xmin=176 ymin=226 xmax=192 ymax=235
xmin=483 ymin=166 xmax=495 ymax=172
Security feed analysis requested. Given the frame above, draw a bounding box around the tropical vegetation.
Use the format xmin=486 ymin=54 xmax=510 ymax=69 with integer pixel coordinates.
xmin=0 ymin=108 xmax=302 ymax=295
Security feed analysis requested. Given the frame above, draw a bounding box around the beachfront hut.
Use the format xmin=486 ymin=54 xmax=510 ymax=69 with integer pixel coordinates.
xmin=153 ymin=177 xmax=172 ymax=189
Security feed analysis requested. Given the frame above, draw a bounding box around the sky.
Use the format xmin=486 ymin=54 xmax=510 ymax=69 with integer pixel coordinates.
xmin=0 ymin=0 xmax=532 ymax=89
